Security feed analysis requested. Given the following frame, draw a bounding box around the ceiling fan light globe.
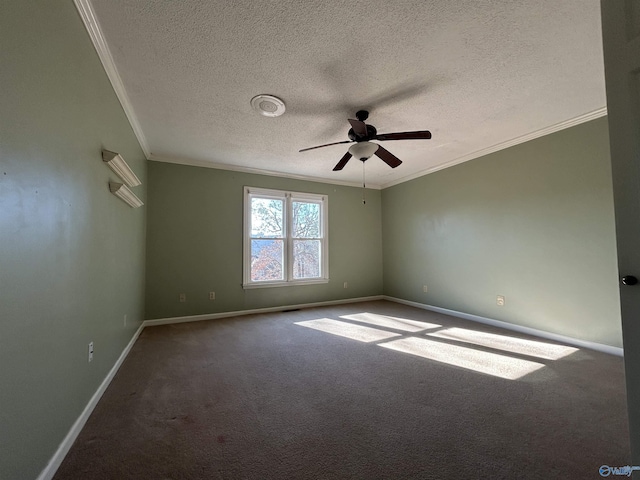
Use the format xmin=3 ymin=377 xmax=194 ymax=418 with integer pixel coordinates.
xmin=348 ymin=141 xmax=379 ymax=161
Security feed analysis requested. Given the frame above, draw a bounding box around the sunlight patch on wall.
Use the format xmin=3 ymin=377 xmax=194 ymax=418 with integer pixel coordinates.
xmin=296 ymin=318 xmax=401 ymax=343
xmin=427 ymin=328 xmax=578 ymax=360
xmin=380 ymin=337 xmax=545 ymax=380
xmin=340 ymin=312 xmax=441 ymax=332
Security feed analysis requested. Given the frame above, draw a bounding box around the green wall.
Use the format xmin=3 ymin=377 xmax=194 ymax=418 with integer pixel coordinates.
xmin=145 ymin=162 xmax=383 ymax=319
xmin=0 ymin=2 xmax=147 ymax=479
xmin=382 ymin=117 xmax=622 ymax=347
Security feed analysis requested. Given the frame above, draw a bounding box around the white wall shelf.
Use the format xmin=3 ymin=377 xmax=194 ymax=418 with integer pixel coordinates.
xmin=109 ymin=182 xmax=143 ymax=208
xmin=102 ymin=149 xmax=141 ymax=187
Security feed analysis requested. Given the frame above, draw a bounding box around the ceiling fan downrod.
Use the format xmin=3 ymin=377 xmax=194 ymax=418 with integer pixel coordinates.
xmin=355 ymin=110 xmax=369 ymax=122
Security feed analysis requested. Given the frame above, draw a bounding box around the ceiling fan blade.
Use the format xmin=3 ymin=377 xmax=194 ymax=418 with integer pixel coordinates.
xmin=374 ymin=130 xmax=432 ymax=141
xmin=348 ymin=118 xmax=368 ymax=137
xmin=333 ymin=152 xmax=352 ymax=171
xmin=375 ymin=145 xmax=402 ymax=168
xmin=299 ymin=140 xmax=353 ymax=152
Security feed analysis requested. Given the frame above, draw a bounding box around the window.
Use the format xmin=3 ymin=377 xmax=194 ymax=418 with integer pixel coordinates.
xmin=243 ymin=187 xmax=328 ymax=288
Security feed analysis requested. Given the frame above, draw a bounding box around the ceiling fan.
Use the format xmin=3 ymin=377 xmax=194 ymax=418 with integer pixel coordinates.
xmin=299 ymin=110 xmax=432 ymax=171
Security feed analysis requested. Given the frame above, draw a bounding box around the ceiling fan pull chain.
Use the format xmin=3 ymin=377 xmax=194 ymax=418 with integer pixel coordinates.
xmin=362 ymin=161 xmax=366 ymax=205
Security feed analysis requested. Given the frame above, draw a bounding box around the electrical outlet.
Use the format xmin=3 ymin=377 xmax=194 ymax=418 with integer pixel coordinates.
xmin=88 ymin=342 xmax=94 ymax=362
xmin=423 ymin=285 xmax=428 ymax=293
xmin=209 ymin=291 xmax=215 ymax=300
xmin=179 ymin=293 xmax=186 ymax=302
xmin=496 ymin=295 xmax=505 ymax=306
xmin=343 ymin=282 xmax=348 ymax=289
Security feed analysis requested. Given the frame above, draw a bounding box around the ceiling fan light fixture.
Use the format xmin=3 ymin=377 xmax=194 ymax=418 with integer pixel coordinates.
xmin=348 ymin=141 xmax=379 ymax=161
xmin=250 ymin=94 xmax=286 ymax=117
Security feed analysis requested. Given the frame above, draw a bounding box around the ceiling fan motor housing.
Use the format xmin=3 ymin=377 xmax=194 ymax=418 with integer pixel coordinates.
xmin=348 ymin=124 xmax=377 ymax=141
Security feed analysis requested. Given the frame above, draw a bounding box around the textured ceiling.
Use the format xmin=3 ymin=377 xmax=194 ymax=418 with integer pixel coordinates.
xmin=84 ymin=0 xmax=606 ymax=188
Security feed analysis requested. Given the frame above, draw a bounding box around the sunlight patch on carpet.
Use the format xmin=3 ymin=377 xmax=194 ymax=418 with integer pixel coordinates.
xmin=380 ymin=337 xmax=545 ymax=380
xmin=427 ymin=328 xmax=578 ymax=360
xmin=296 ymin=318 xmax=402 ymax=342
xmin=340 ymin=312 xmax=441 ymax=332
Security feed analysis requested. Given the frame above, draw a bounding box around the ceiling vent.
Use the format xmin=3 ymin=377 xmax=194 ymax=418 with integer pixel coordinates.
xmin=251 ymin=94 xmax=286 ymax=117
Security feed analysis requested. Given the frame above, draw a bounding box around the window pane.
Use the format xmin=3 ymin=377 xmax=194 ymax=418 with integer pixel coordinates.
xmin=251 ymin=239 xmax=284 ymax=281
xmin=293 ymin=239 xmax=321 ymax=279
xmin=251 ymin=198 xmax=284 ymax=238
xmin=292 ymin=201 xmax=320 ymax=238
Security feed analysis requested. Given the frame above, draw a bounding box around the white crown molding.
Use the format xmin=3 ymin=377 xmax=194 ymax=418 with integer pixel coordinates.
xmin=102 ymin=149 xmax=141 ymax=187
xmin=148 ymin=153 xmax=383 ymax=190
xmin=36 ymin=324 xmax=145 ymax=480
xmin=383 ymin=296 xmax=623 ymax=357
xmin=109 ymin=182 xmax=144 ymax=208
xmin=74 ymin=0 xmax=151 ymax=159
xmin=381 ymin=107 xmax=608 ymax=189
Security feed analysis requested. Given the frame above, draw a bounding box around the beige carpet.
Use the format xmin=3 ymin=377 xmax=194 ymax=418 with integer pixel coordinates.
xmin=54 ymin=300 xmax=630 ymax=479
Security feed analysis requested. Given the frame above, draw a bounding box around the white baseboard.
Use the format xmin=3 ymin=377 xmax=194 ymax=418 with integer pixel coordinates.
xmin=143 ymin=295 xmax=385 ymax=327
xmin=36 ymin=323 xmax=145 ymax=480
xmin=383 ymin=296 xmax=624 ymax=357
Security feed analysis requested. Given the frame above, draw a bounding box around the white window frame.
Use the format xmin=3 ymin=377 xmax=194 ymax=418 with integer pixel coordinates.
xmin=243 ymin=186 xmax=329 ymax=288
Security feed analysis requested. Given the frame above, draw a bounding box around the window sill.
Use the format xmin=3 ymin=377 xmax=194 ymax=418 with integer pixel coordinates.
xmin=242 ymin=278 xmax=329 ymax=289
